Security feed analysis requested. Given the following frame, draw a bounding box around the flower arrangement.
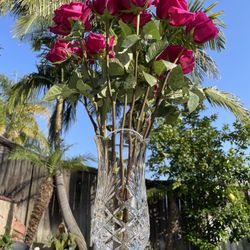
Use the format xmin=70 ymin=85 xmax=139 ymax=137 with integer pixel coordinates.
xmin=44 ymin=0 xmax=221 ymax=139
xmin=43 ymin=1 xmax=224 ymax=248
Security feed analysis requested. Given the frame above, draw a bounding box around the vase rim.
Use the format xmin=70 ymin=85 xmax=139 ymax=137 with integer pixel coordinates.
xmin=95 ymin=128 xmax=150 ymax=144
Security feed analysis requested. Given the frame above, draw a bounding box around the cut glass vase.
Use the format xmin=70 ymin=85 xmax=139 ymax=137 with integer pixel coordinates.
xmin=91 ymin=129 xmax=150 ymax=250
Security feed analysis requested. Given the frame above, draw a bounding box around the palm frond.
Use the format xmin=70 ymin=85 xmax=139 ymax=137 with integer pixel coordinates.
xmin=63 ymin=100 xmax=78 ymax=132
xmin=9 ymin=72 xmax=54 ymax=107
xmin=1 ymin=0 xmax=72 ymax=38
xmin=61 ymin=155 xmax=95 ymax=171
xmin=193 ymin=49 xmax=219 ymax=82
xmin=13 ymin=14 xmax=37 ymax=38
xmin=9 ymin=146 xmax=45 ymax=168
xmin=203 ymin=87 xmax=250 ymax=124
xmin=189 ymin=0 xmax=206 ymax=12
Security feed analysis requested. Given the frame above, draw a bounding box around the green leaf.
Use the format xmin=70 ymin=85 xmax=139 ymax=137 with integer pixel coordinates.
xmin=188 ymin=91 xmax=200 ymax=113
xmin=76 ymin=80 xmax=92 ymax=97
xmin=124 ymin=74 xmax=136 ymax=90
xmin=146 ymin=40 xmax=168 ymax=63
xmin=143 ymin=71 xmax=158 ymax=87
xmin=143 ymin=20 xmax=161 ymax=40
xmin=119 ymin=20 xmax=132 ymax=38
xmin=117 ymin=52 xmax=133 ymax=71
xmin=153 ymin=60 xmax=177 ymax=75
xmin=168 ymin=66 xmax=186 ymax=90
xmin=109 ymin=58 xmax=125 ymax=76
xmin=61 ymin=86 xmax=77 ymax=99
xmin=43 ymin=84 xmax=63 ymax=102
xmin=121 ymin=34 xmax=140 ymax=49
xmin=68 ymin=72 xmax=80 ymax=89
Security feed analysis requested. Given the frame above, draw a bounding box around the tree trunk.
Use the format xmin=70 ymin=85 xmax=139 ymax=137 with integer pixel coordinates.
xmin=54 ymin=97 xmax=88 ymax=250
xmin=56 ymin=171 xmax=88 ymax=250
xmin=165 ymin=194 xmax=180 ymax=250
xmin=25 ymin=177 xmax=53 ymax=244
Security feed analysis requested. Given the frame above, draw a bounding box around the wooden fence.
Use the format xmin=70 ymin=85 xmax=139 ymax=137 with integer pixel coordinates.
xmin=0 ymin=136 xmax=249 ymax=249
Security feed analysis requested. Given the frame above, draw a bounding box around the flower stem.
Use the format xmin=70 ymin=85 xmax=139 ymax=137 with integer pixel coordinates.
xmin=105 ymin=20 xmax=116 ymax=164
xmin=136 ymin=86 xmax=150 ymax=133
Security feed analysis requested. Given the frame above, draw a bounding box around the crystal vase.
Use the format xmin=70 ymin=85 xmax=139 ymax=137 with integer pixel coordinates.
xmin=91 ymin=129 xmax=150 ymax=250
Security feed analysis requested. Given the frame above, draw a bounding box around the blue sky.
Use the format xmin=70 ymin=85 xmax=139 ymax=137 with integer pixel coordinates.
xmin=1 ymin=0 xmax=250 ymax=161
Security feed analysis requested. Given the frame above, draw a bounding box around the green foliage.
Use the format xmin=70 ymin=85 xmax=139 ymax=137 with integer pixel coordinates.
xmin=9 ymin=143 xmax=92 ymax=177
xmin=0 ymin=74 xmax=48 ymax=146
xmin=188 ymin=91 xmax=200 ymax=113
xmin=203 ymin=87 xmax=250 ymax=125
xmin=50 ymin=232 xmax=77 ymax=250
xmin=142 ymin=71 xmax=157 ymax=87
xmin=121 ymin=34 xmax=140 ymax=49
xmin=145 ymin=40 xmax=168 ymax=63
xmin=0 ymin=234 xmax=13 ymax=250
xmin=143 ymin=20 xmax=161 ymax=40
xmin=148 ymin=113 xmax=250 ymax=249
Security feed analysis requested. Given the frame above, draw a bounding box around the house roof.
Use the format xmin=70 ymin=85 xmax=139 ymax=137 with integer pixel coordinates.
xmin=0 ymin=136 xmax=17 ymax=149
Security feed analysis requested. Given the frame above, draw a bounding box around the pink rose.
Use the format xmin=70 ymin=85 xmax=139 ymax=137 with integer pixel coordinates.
xmin=157 ymin=45 xmax=195 ymax=74
xmin=46 ymin=40 xmax=73 ymax=63
xmin=186 ymin=11 xmax=219 ymax=43
xmin=92 ymin=0 xmax=121 ymax=15
xmin=156 ymin=0 xmax=194 ymax=26
xmin=121 ymin=0 xmax=152 ymax=10
xmin=85 ymin=32 xmax=106 ymax=55
xmin=50 ymin=2 xmax=91 ymax=36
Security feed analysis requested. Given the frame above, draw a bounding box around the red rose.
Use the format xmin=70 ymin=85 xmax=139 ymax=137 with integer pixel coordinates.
xmin=186 ymin=11 xmax=219 ymax=43
xmin=85 ymin=32 xmax=106 ymax=56
xmin=120 ymin=13 xmax=135 ymax=24
xmin=156 ymin=0 xmax=194 ymax=26
xmin=157 ymin=45 xmax=195 ymax=74
xmin=46 ymin=40 xmax=73 ymax=63
xmin=133 ymin=12 xmax=152 ymax=28
xmin=50 ymin=1 xmax=91 ymax=36
xmin=121 ymin=0 xmax=152 ymax=10
xmin=92 ymin=0 xmax=121 ymax=15
xmin=121 ymin=12 xmax=152 ymax=28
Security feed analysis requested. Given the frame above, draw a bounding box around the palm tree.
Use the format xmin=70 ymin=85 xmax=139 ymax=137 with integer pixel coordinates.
xmin=0 ymin=74 xmax=48 ymax=146
xmin=9 ymin=142 xmax=90 ymax=244
xmin=0 ymin=0 xmax=72 ymax=40
xmin=10 ymin=68 xmax=89 ymax=250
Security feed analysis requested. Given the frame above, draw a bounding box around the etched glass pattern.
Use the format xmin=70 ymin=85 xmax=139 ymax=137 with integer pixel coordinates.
xmin=91 ymin=129 xmax=150 ymax=250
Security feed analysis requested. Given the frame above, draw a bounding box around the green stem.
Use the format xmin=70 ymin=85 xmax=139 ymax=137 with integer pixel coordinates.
xmin=128 ymin=14 xmax=141 ymax=131
xmin=136 ymin=86 xmax=150 ymax=133
xmin=120 ymin=93 xmax=128 ymax=198
xmin=105 ymin=19 xmax=116 ymax=163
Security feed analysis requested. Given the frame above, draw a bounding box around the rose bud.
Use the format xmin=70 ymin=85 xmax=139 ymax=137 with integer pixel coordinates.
xmin=186 ymin=11 xmax=219 ymax=43
xmin=157 ymin=45 xmax=195 ymax=74
xmin=46 ymin=40 xmax=73 ymax=63
xmin=85 ymin=32 xmax=106 ymax=56
xmin=108 ymin=36 xmax=116 ymax=58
